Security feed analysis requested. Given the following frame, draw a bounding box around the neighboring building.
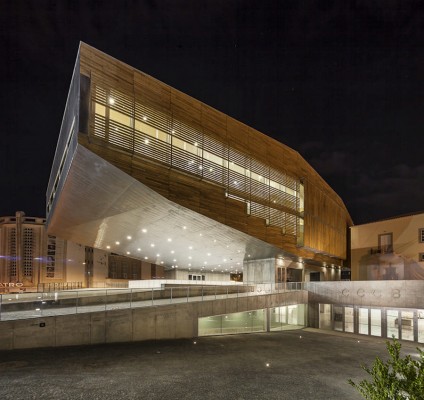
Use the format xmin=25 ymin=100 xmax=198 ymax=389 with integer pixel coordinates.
xmin=350 ymin=211 xmax=424 ymax=281
xmin=0 ymin=212 xmax=47 ymax=290
xmin=46 ymin=42 xmax=352 ymax=284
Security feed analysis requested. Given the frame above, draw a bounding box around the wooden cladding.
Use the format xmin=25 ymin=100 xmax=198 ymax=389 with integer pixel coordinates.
xmin=79 ymin=42 xmax=352 ymax=261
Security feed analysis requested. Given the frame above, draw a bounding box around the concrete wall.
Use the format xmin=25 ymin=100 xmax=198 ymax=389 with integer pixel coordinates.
xmin=244 ymin=258 xmax=275 ymax=283
xmin=306 ymin=280 xmax=424 ymax=309
xmin=306 ymin=280 xmax=424 ymax=328
xmin=0 ymin=290 xmax=307 ymax=351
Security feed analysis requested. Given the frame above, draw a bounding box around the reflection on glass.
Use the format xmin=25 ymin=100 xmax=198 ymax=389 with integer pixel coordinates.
xmin=370 ymin=309 xmax=381 ymax=336
xmin=359 ymin=308 xmax=369 ymax=335
xmin=418 ymin=310 xmax=424 ymax=343
xmin=334 ymin=306 xmax=343 ymax=332
xmin=401 ymin=311 xmax=414 ymax=341
xmin=319 ymin=304 xmax=332 ymax=330
xmin=387 ymin=309 xmax=399 ymax=339
xmin=344 ymin=307 xmax=354 ymax=333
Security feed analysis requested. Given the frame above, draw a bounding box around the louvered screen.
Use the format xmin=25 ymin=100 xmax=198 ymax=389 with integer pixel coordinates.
xmin=202 ymin=133 xmax=227 ymax=187
xmin=250 ymin=201 xmax=269 ymax=221
xmin=228 ymin=148 xmax=249 ymax=196
xmin=135 ymin=102 xmax=170 ymax=135
xmin=285 ymin=213 xmax=297 ymax=235
xmin=250 ymin=159 xmax=269 ymax=204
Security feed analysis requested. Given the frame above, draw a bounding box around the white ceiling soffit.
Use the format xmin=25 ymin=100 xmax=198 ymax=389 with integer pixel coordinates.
xmin=47 ymin=145 xmax=284 ymax=272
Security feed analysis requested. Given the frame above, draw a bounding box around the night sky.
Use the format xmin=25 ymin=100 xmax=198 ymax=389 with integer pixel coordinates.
xmin=1 ymin=1 xmax=424 ymax=225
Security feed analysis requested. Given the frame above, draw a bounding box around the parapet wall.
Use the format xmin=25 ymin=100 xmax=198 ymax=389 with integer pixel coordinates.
xmin=306 ymin=280 xmax=424 ymax=309
xmin=0 ymin=290 xmax=307 ymax=351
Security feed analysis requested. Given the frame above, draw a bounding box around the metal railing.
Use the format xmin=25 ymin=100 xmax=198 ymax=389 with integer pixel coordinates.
xmin=0 ymin=282 xmax=305 ymax=322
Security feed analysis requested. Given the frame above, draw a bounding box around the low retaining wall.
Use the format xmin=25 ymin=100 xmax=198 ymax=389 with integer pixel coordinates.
xmin=0 ymin=290 xmax=307 ymax=351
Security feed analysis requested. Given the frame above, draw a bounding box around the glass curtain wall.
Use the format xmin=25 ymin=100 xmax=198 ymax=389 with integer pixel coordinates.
xmin=198 ymin=305 xmax=306 ymax=336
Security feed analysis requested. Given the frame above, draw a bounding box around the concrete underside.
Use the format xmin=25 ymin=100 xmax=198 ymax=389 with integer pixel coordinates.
xmin=1 ymin=329 xmax=419 ymax=400
xmin=48 ymin=145 xmax=284 ymax=272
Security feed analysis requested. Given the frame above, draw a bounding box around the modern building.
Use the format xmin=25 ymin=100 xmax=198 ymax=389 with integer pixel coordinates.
xmin=350 ymin=211 xmax=424 ymax=281
xmin=2 ymin=44 xmax=424 ymax=351
xmin=46 ymin=42 xmax=352 ymax=285
xmin=0 ymin=212 xmax=47 ymax=290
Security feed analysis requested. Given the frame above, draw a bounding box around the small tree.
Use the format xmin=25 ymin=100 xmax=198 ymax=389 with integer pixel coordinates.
xmin=348 ymin=338 xmax=424 ymax=400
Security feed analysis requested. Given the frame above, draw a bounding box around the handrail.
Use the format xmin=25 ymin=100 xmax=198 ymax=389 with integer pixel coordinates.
xmin=0 ymin=282 xmax=305 ymax=322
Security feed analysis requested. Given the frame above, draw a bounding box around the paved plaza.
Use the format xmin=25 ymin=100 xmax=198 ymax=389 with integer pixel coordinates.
xmin=0 ymin=328 xmax=421 ymax=399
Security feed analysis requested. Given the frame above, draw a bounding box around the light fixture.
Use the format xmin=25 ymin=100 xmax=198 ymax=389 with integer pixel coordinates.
xmin=150 ymin=243 xmax=155 ymax=247
xmin=106 ymin=245 xmax=110 ymax=249
xmin=142 ymin=228 xmax=147 ymax=233
xmin=171 ymin=250 xmax=175 ymax=254
xmin=144 ymin=256 xmax=148 ymax=260
xmin=137 ymin=248 xmax=141 ymax=252
xmin=167 ymin=238 xmax=172 ymax=242
xmin=188 ymin=246 xmax=193 ymax=250
xmin=183 ymin=226 xmax=187 ymax=230
xmin=115 ymin=241 xmax=120 ymax=245
xmin=143 ymin=116 xmax=147 ymax=121
xmin=126 ymin=251 xmax=130 ymax=255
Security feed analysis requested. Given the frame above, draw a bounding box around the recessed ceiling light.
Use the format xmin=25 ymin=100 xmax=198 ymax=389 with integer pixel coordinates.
xmin=207 ymin=253 xmax=211 ymax=256
xmin=171 ymin=250 xmax=175 ymax=254
xmin=167 ymin=238 xmax=172 ymax=242
xmin=199 ymin=233 xmax=202 ymax=236
xmin=204 ymin=261 xmax=207 ymax=264
xmin=188 ymin=263 xmax=191 ymax=267
xmin=223 ymin=259 xmax=227 ymax=262
xmin=160 ymin=261 xmax=164 ymax=264
xmin=173 ymin=259 xmax=177 ymax=262
xmin=106 ymin=245 xmax=110 ymax=249
xmin=188 ymin=256 xmax=192 ymax=260
xmin=213 ymin=239 xmax=216 ymax=243
xmin=156 ymin=254 xmax=160 ymax=257
xmin=150 ymin=244 xmax=155 ymax=247
xmin=183 ymin=226 xmax=187 ymax=229
xmin=188 ymin=246 xmax=193 ymax=250
xmin=142 ymin=229 xmax=147 ymax=233
xmin=144 ymin=256 xmax=148 ymax=260
xmin=126 ymin=251 xmax=130 ymax=255
xmin=127 ymin=236 xmax=132 ymax=240
xmin=137 ymin=248 xmax=141 ymax=251
xmin=115 ymin=241 xmax=120 ymax=245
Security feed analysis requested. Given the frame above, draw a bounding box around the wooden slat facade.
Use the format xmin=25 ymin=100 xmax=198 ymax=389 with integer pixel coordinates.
xmin=78 ymin=42 xmax=352 ymax=267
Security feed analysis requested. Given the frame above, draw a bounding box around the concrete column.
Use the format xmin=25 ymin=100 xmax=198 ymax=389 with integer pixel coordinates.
xmin=243 ymin=258 xmax=276 ymax=284
xmin=266 ymin=308 xmax=271 ymax=332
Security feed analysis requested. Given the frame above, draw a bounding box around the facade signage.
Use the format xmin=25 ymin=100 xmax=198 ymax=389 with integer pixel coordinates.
xmin=0 ymin=282 xmax=24 ymax=287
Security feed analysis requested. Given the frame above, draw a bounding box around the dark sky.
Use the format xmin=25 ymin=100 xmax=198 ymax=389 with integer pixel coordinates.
xmin=1 ymin=1 xmax=424 ymax=225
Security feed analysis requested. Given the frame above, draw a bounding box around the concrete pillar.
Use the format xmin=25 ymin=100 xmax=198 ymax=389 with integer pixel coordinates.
xmin=243 ymin=258 xmax=276 ymax=284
